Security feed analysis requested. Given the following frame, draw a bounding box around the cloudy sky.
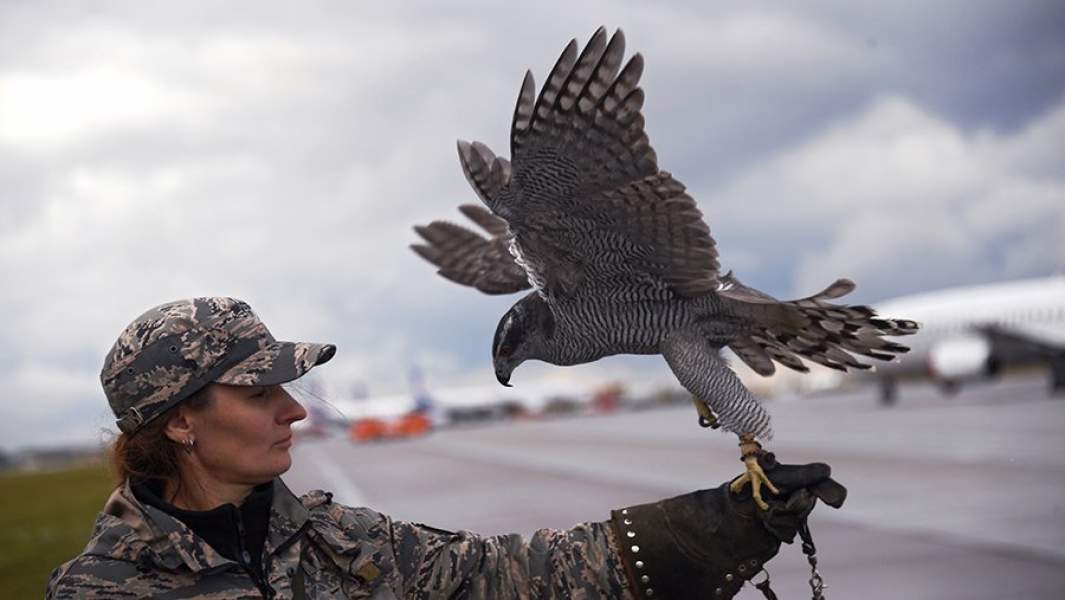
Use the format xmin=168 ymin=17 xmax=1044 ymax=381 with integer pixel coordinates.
xmin=2 ymin=1 xmax=1063 ymax=451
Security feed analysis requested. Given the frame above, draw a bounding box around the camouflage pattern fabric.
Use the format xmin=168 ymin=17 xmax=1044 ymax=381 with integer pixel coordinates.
xmin=101 ymin=297 xmax=336 ymax=434
xmin=47 ymin=479 xmax=635 ymax=599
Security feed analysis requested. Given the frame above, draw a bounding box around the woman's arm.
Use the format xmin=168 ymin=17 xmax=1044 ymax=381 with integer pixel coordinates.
xmin=386 ymin=518 xmax=634 ymax=599
xmin=308 ymin=456 xmax=841 ymax=600
xmin=306 ymin=490 xmax=633 ymax=599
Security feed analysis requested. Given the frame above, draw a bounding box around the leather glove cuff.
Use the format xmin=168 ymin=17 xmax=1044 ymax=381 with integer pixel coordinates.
xmin=610 ymin=484 xmax=778 ymax=600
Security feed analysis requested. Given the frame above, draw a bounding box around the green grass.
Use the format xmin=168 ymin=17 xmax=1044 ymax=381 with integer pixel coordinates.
xmin=0 ymin=463 xmax=116 ymax=598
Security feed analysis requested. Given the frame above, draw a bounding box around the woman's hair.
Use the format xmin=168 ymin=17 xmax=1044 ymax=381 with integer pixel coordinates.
xmin=109 ymin=386 xmax=213 ymax=484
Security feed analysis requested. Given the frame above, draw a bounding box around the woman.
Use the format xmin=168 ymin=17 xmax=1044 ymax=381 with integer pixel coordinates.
xmin=48 ymin=297 xmax=841 ymax=599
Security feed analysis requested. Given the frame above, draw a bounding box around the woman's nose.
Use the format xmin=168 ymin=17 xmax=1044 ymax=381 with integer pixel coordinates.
xmin=276 ymin=387 xmax=308 ymax=424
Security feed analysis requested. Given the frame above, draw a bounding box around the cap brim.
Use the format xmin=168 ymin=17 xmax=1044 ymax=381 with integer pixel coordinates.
xmin=214 ymin=341 xmax=336 ymax=387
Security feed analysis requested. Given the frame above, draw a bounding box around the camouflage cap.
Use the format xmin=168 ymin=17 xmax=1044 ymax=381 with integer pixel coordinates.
xmin=102 ymin=297 xmax=336 ymax=434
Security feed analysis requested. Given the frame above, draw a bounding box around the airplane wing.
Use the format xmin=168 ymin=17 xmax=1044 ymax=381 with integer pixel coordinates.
xmin=980 ymin=324 xmax=1065 ymax=363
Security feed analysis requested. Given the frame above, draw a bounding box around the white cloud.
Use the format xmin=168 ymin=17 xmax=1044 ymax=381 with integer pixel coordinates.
xmin=0 ymin=22 xmax=439 ymax=151
xmin=708 ymin=95 xmax=1065 ymax=300
xmin=0 ymin=67 xmax=211 ymax=149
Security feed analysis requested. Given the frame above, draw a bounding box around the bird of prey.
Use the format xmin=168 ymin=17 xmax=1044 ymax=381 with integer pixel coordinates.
xmin=411 ymin=27 xmax=918 ymax=508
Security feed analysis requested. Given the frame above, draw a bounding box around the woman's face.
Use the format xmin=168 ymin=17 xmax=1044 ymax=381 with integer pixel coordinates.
xmin=185 ymin=383 xmax=307 ymax=485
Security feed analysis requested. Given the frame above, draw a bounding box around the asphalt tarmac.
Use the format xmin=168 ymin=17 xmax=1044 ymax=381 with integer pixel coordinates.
xmin=286 ymin=375 xmax=1065 ymax=599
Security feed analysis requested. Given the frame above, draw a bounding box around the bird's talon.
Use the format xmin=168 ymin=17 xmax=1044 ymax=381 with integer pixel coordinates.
xmin=729 ymin=472 xmax=750 ymax=494
xmin=692 ymin=397 xmax=720 ymax=429
xmin=698 ymin=415 xmax=720 ymax=429
xmin=730 ymin=436 xmax=779 ymax=510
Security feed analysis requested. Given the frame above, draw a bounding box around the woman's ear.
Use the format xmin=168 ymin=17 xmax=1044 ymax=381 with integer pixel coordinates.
xmin=163 ymin=405 xmax=195 ymax=445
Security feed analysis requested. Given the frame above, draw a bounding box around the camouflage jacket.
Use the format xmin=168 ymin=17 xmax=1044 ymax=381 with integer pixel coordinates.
xmin=47 ymin=479 xmax=635 ymax=599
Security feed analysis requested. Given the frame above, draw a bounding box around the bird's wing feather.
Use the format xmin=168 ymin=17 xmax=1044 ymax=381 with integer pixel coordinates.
xmin=457 ymin=141 xmax=512 ymax=207
xmin=411 ymin=207 xmax=530 ymax=295
xmin=458 ymin=204 xmax=509 ymax=237
xmin=483 ymin=27 xmax=720 ymax=300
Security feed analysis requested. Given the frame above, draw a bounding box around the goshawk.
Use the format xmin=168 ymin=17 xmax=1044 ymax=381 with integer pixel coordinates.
xmin=412 ymin=27 xmax=918 ymax=507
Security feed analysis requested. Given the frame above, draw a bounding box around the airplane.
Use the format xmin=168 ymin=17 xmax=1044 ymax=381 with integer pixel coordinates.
xmin=302 ymin=373 xmax=659 ymax=442
xmin=871 ymin=275 xmax=1065 ymax=405
xmin=329 ymin=387 xmax=435 ymax=443
xmin=317 ymin=379 xmax=570 ymax=442
xmin=290 ymin=360 xmax=691 ymax=441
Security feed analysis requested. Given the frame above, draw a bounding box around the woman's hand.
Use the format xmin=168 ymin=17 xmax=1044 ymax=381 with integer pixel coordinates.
xmin=610 ymin=455 xmax=846 ymax=599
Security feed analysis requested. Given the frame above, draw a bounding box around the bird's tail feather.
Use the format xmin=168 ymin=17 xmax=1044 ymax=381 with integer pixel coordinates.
xmin=719 ymin=272 xmax=919 ymax=376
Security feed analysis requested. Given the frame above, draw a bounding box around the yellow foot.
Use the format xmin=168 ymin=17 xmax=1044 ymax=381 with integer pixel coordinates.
xmin=728 ymin=435 xmax=780 ymax=510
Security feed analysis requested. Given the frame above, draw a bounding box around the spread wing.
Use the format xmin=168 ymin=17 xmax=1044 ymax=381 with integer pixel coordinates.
xmin=475 ymin=27 xmax=720 ymax=300
xmin=410 ymin=204 xmax=531 ymax=295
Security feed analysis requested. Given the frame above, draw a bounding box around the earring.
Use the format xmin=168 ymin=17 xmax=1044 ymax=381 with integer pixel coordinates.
xmin=182 ymin=437 xmax=195 ymax=454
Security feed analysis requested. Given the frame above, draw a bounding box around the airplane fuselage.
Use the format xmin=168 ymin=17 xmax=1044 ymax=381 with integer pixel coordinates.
xmin=872 ymin=276 xmax=1065 ymax=402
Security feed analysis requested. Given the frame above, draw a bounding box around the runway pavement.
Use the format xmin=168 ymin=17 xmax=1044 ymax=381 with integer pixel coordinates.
xmin=286 ymin=375 xmax=1065 ymax=599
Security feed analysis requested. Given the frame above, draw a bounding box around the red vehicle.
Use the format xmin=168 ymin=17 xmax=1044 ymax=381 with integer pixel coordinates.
xmin=349 ymin=413 xmax=432 ymax=443
xmin=390 ymin=413 xmax=432 ymax=438
xmin=349 ymin=418 xmax=389 ymax=442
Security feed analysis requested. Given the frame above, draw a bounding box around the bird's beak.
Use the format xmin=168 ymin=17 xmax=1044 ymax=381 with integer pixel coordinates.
xmin=496 ymin=369 xmax=512 ymax=387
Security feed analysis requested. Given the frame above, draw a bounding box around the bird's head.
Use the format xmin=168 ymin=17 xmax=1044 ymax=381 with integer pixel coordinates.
xmin=492 ymin=293 xmax=555 ymax=387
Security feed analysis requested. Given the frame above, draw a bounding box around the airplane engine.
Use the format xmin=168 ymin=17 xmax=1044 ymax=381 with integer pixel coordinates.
xmin=928 ymin=334 xmax=995 ymax=382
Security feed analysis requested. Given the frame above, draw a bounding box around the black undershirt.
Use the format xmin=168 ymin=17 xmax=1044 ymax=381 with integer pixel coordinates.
xmin=132 ymin=478 xmax=273 ymax=587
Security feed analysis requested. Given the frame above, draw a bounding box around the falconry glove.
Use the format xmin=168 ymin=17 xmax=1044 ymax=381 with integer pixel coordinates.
xmin=610 ymin=455 xmax=846 ymax=599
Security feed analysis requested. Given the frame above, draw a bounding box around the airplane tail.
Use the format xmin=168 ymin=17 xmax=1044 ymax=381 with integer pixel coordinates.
xmin=719 ymin=271 xmax=919 ymax=376
xmin=408 ymin=366 xmax=437 ymax=416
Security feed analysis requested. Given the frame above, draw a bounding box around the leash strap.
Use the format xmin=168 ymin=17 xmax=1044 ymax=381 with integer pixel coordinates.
xmin=752 ymin=518 xmax=825 ymax=600
xmin=753 ymin=568 xmax=779 ymax=600
xmin=799 ymin=521 xmax=826 ymax=599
